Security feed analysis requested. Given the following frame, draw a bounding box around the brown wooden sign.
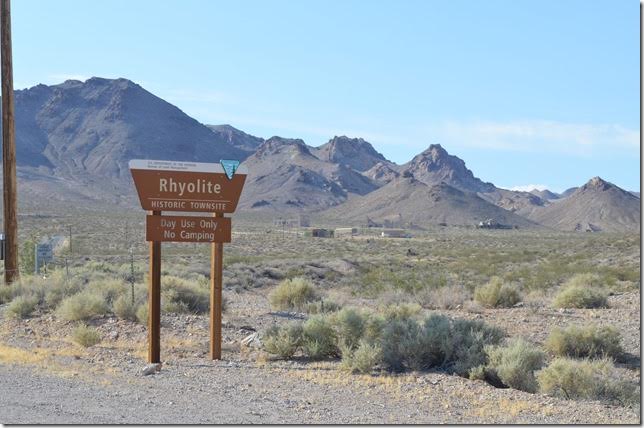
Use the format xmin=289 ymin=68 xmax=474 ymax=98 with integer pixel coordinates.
xmin=146 ymin=215 xmax=231 ymax=243
xmin=129 ymin=160 xmax=247 ymax=213
xmin=130 ymin=159 xmax=246 ymax=364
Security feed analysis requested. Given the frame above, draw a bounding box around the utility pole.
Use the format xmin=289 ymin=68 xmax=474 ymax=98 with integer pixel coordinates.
xmin=1 ymin=0 xmax=18 ymax=284
xmin=68 ymin=225 xmax=72 ymax=254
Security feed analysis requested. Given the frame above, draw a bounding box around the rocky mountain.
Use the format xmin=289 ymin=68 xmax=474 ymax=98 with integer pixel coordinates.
xmin=559 ymin=187 xmax=578 ymax=198
xmin=363 ymin=161 xmax=400 ymax=185
xmin=527 ymin=177 xmax=640 ymax=232
xmin=313 ymin=136 xmax=389 ymax=172
xmin=238 ymin=137 xmax=378 ymax=211
xmin=530 ymin=189 xmax=560 ymax=200
xmin=326 ymin=175 xmax=538 ymax=228
xmin=207 ymin=124 xmax=264 ymax=155
xmin=10 ymin=77 xmax=638 ymax=232
xmin=399 ymin=144 xmax=546 ymax=214
xmin=15 ymin=78 xmax=245 ymax=181
xmin=400 ymin=144 xmax=495 ymax=193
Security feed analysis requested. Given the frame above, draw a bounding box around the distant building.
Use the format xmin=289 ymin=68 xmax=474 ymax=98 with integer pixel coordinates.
xmin=311 ymin=228 xmax=334 ymax=238
xmin=380 ymin=229 xmax=409 ymax=238
xmin=477 ymin=219 xmax=514 ymax=230
xmin=335 ymin=227 xmax=358 ymax=238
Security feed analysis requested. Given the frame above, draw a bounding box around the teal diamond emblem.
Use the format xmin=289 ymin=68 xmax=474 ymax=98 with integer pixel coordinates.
xmin=220 ymin=159 xmax=240 ymax=180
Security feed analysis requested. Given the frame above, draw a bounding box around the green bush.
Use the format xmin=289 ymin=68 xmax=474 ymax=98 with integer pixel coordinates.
xmin=72 ymin=324 xmax=101 ymax=347
xmin=6 ymin=295 xmax=38 ymax=319
xmin=545 ymin=325 xmax=622 ymax=359
xmin=474 ymin=277 xmax=521 ymax=308
xmin=484 ymin=338 xmax=546 ymax=392
xmin=112 ymin=295 xmax=137 ymax=321
xmin=302 ymin=315 xmax=337 ymax=360
xmin=136 ymin=303 xmax=148 ymax=325
xmin=552 ymin=282 xmax=608 ymax=309
xmin=537 ymin=357 xmax=639 ymax=407
xmin=263 ymin=323 xmax=303 ymax=358
xmin=333 ymin=308 xmax=366 ymax=351
xmin=341 ymin=340 xmax=382 ymax=374
xmin=57 ymin=291 xmax=109 ymax=321
xmin=269 ymin=277 xmax=318 ymax=311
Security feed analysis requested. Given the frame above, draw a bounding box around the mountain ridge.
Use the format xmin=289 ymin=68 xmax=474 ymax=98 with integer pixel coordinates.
xmin=11 ymin=77 xmax=639 ymax=232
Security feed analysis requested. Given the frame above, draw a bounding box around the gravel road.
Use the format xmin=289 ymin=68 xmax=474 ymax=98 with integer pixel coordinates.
xmin=1 ymin=356 xmax=638 ymax=424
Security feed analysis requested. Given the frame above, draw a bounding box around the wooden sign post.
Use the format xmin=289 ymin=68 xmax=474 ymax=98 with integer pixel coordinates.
xmin=130 ymin=160 xmax=247 ymax=363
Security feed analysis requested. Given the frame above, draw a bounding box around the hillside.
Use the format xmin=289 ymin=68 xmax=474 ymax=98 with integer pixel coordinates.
xmin=326 ymin=175 xmax=538 ymax=228
xmin=16 ymin=78 xmax=245 ymax=178
xmin=207 ymin=124 xmax=265 ymax=155
xmin=400 ymin=144 xmax=495 ymax=193
xmin=530 ymin=189 xmax=560 ymax=201
xmin=313 ymin=136 xmax=389 ymax=172
xmin=528 ymin=177 xmax=640 ymax=232
xmin=8 ymin=77 xmax=637 ymax=232
xmin=238 ymin=137 xmax=378 ymax=211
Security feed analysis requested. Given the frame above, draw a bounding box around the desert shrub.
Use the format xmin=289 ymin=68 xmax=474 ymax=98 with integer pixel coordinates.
xmin=552 ymin=282 xmax=608 ymax=309
xmin=341 ymin=340 xmax=382 ymax=374
xmin=269 ymin=277 xmax=317 ymax=311
xmin=380 ymin=317 xmax=420 ymax=372
xmin=57 ymin=291 xmax=109 ymax=321
xmin=6 ymin=295 xmax=38 ymax=319
xmin=564 ymin=273 xmax=603 ymax=288
xmin=449 ymin=318 xmax=505 ymax=376
xmin=484 ymin=338 xmax=546 ymax=392
xmin=545 ymin=325 xmax=622 ymax=359
xmin=72 ymin=324 xmax=101 ymax=347
xmin=44 ymin=278 xmax=83 ymax=309
xmin=304 ymin=299 xmax=342 ymax=314
xmin=379 ymin=314 xmax=504 ymax=374
xmin=112 ymin=295 xmax=137 ymax=321
xmin=474 ymin=277 xmax=521 ymax=308
xmin=418 ymin=284 xmax=470 ymax=309
xmin=12 ymin=276 xmax=48 ymax=305
xmin=537 ymin=357 xmax=639 ymax=407
xmin=86 ymin=279 xmax=127 ymax=306
xmin=363 ymin=314 xmax=385 ymax=345
xmin=469 ymin=364 xmax=487 ymax=381
xmin=301 ymin=315 xmax=337 ymax=360
xmin=333 ymin=308 xmax=366 ymax=351
xmin=162 ymin=276 xmax=210 ymax=314
xmin=136 ymin=303 xmax=148 ymax=325
xmin=381 ymin=303 xmax=421 ymax=321
xmin=382 ymin=314 xmax=452 ymax=372
xmin=84 ymin=260 xmax=118 ymax=274
xmin=162 ymin=299 xmax=190 ymax=314
xmin=263 ymin=323 xmax=303 ymax=358
xmin=0 ymin=284 xmax=15 ymax=304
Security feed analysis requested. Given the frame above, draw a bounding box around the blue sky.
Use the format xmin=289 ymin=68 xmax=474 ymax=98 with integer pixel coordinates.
xmin=13 ymin=0 xmax=640 ymax=192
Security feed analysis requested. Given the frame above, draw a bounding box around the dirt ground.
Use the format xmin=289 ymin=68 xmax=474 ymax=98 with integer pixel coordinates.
xmin=0 ymin=290 xmax=640 ymax=424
